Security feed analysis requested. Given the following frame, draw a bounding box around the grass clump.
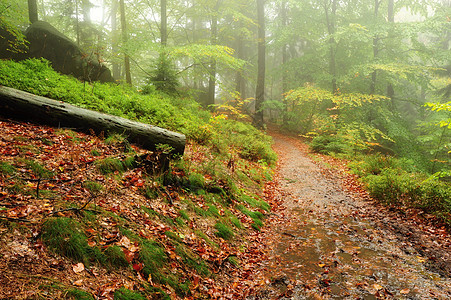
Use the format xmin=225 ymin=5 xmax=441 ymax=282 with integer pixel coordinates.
xmin=174 ymin=242 xmax=210 ymax=276
xmin=241 ymin=195 xmax=270 ymax=212
xmin=95 ymin=158 xmax=125 ymax=174
xmin=139 ymin=240 xmax=168 ymax=283
xmin=104 ymin=245 xmax=129 ymax=268
xmin=214 ymin=222 xmax=234 ymax=240
xmin=0 ymin=162 xmax=16 ymax=175
xmin=66 ymin=289 xmax=95 ymax=300
xmin=41 ymin=217 xmax=103 ymax=265
xmin=113 ymin=288 xmax=146 ymax=300
xmin=83 ymin=180 xmax=103 ymax=194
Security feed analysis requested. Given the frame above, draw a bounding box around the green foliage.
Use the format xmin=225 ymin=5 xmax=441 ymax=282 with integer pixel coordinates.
xmin=351 ymin=154 xmax=451 ymax=225
xmin=147 ymin=53 xmax=179 ymax=94
xmin=113 ymin=288 xmax=146 ymax=300
xmin=214 ymin=222 xmax=234 ymax=240
xmin=170 ymin=44 xmax=245 ymax=71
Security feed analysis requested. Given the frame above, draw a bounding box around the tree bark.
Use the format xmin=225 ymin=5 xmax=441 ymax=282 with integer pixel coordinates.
xmin=0 ymin=86 xmax=186 ymax=155
xmin=255 ymin=0 xmax=266 ymax=128
xmin=28 ymin=0 xmax=39 ymax=24
xmin=119 ymin=0 xmax=132 ymax=85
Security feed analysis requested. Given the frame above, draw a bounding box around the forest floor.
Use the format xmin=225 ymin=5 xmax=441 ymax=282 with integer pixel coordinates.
xmin=247 ymin=131 xmax=451 ymax=299
xmin=1 ymin=119 xmax=450 ymax=299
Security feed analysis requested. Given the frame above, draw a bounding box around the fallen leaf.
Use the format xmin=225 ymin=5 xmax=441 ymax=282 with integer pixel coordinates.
xmin=73 ymin=279 xmax=83 ymax=286
xmin=400 ymin=288 xmax=410 ymax=294
xmin=73 ymin=262 xmax=85 ymax=273
xmin=373 ymin=283 xmax=383 ymax=291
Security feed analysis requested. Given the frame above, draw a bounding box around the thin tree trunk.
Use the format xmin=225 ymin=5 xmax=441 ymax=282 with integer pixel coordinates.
xmin=387 ymin=0 xmax=395 ymax=103
xmin=370 ymin=0 xmax=381 ymax=95
xmin=120 ymin=0 xmax=132 ymax=85
xmin=161 ymin=0 xmax=167 ymax=46
xmin=111 ymin=0 xmax=121 ymax=81
xmin=28 ymin=0 xmax=39 ymax=24
xmin=324 ymin=0 xmax=337 ymax=93
xmin=235 ymin=22 xmax=246 ymax=100
xmin=255 ymin=0 xmax=266 ymax=128
xmin=207 ymin=1 xmax=220 ymax=108
xmin=281 ymin=0 xmax=288 ymax=125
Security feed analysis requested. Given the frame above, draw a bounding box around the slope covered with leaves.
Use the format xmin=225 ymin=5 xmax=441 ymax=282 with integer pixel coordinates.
xmin=0 ymin=58 xmax=277 ymax=299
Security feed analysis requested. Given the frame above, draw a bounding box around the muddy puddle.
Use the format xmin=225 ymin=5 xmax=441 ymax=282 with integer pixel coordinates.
xmin=254 ymin=134 xmax=451 ymax=299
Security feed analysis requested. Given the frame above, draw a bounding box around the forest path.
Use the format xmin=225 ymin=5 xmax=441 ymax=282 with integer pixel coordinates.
xmin=251 ymin=131 xmax=451 ymax=299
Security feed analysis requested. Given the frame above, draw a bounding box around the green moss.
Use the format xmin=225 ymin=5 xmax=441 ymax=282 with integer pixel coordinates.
xmin=179 ymin=210 xmax=190 ymax=221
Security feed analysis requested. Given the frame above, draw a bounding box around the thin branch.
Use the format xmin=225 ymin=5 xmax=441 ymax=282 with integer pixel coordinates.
xmin=0 ymin=215 xmax=31 ymax=222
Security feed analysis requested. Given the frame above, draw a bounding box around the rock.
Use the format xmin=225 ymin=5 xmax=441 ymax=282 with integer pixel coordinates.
xmin=25 ymin=21 xmax=114 ymax=83
xmin=0 ymin=21 xmax=113 ymax=83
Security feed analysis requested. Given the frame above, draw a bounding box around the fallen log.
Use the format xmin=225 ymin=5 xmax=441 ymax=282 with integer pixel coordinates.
xmin=0 ymin=86 xmax=186 ymax=155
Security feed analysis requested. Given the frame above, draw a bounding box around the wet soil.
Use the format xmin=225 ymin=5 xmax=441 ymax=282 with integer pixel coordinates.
xmin=253 ymin=132 xmax=451 ymax=299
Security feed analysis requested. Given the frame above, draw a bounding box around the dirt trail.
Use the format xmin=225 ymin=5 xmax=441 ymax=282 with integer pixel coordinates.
xmin=252 ymin=132 xmax=451 ymax=299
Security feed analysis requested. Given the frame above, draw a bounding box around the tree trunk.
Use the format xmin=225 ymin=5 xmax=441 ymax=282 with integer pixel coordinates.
xmin=111 ymin=0 xmax=121 ymax=81
xmin=0 ymin=86 xmax=186 ymax=155
xmin=387 ymin=0 xmax=395 ymax=104
xmin=119 ymin=0 xmax=132 ymax=85
xmin=235 ymin=22 xmax=246 ymax=100
xmin=324 ymin=0 xmax=337 ymax=93
xmin=28 ymin=0 xmax=39 ymax=24
xmin=161 ymin=0 xmax=167 ymax=46
xmin=370 ymin=0 xmax=381 ymax=95
xmin=207 ymin=1 xmax=220 ymax=108
xmin=281 ymin=0 xmax=288 ymax=125
xmin=254 ymin=0 xmax=266 ymax=129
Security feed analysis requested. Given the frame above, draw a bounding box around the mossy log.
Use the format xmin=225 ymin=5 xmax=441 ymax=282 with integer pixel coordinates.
xmin=0 ymin=86 xmax=186 ymax=155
